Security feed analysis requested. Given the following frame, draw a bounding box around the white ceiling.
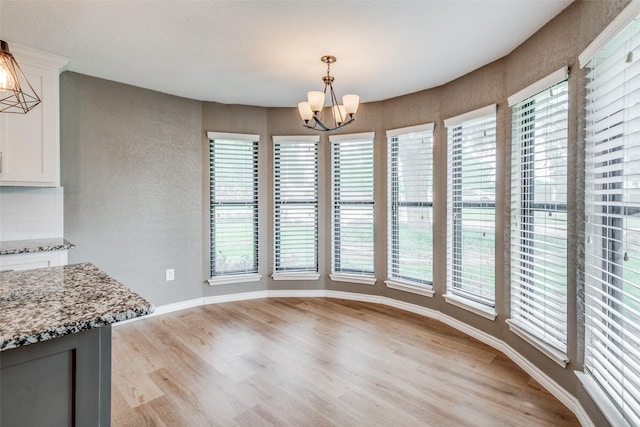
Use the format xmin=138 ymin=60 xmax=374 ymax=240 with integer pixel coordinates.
xmin=0 ymin=0 xmax=573 ymax=107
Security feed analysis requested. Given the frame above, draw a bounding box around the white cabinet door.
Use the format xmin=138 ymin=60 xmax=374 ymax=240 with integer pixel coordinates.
xmin=0 ymin=251 xmax=68 ymax=272
xmin=0 ymin=45 xmax=68 ymax=187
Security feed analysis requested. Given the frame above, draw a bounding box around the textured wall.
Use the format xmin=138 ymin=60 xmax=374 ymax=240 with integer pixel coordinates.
xmin=59 ymin=1 xmax=631 ymax=425
xmin=60 ymin=72 xmax=203 ymax=306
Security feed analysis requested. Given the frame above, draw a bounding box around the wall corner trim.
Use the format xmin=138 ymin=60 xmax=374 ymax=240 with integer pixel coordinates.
xmin=114 ymin=289 xmax=593 ymax=426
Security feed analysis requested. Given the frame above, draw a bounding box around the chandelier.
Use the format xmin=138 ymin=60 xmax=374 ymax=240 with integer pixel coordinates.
xmin=298 ymin=55 xmax=359 ymax=132
xmin=0 ymin=40 xmax=41 ymax=114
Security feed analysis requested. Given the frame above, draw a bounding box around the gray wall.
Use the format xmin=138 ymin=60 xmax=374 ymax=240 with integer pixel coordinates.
xmin=60 ymin=1 xmax=630 ymax=425
xmin=61 ymin=72 xmax=203 ymax=306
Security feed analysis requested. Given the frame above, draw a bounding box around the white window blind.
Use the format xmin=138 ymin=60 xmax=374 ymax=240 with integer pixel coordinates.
xmin=209 ymin=133 xmax=259 ymax=278
xmin=387 ymin=124 xmax=434 ymax=286
xmin=273 ymin=136 xmax=318 ymax=273
xmin=584 ymin=14 xmax=640 ymax=426
xmin=331 ymin=133 xmax=375 ymax=276
xmin=445 ymin=107 xmax=497 ymax=307
xmin=510 ymin=76 xmax=569 ymax=356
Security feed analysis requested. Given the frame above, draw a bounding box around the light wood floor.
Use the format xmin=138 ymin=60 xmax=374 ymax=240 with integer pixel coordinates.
xmin=111 ymin=298 xmax=579 ymax=426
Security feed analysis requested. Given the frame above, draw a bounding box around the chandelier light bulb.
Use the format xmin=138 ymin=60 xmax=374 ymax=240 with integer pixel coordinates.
xmin=0 ymin=63 xmax=15 ymax=91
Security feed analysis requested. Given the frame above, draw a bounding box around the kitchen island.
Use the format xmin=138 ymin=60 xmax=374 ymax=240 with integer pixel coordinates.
xmin=0 ymin=263 xmax=153 ymax=426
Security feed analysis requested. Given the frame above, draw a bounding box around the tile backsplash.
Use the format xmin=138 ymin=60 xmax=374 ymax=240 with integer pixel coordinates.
xmin=0 ymin=187 xmax=64 ymax=241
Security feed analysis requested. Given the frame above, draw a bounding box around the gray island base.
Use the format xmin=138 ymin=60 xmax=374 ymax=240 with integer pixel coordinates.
xmin=0 ymin=263 xmax=153 ymax=426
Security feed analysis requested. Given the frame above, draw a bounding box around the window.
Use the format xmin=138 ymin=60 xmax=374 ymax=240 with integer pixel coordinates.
xmin=207 ymin=132 xmax=260 ymax=284
xmin=273 ymin=136 xmax=319 ymax=279
xmin=508 ymin=70 xmax=569 ymax=363
xmin=444 ymin=106 xmax=497 ymax=317
xmin=330 ymin=132 xmax=375 ymax=284
xmin=581 ymin=8 xmax=640 ymax=425
xmin=386 ymin=124 xmax=435 ymax=295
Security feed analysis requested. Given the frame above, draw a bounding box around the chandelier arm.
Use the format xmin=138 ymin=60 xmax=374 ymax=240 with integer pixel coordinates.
xmin=309 ymin=114 xmax=333 ymax=131
xmin=329 ymin=83 xmax=342 ymax=126
xmin=303 ymin=115 xmax=356 ymax=132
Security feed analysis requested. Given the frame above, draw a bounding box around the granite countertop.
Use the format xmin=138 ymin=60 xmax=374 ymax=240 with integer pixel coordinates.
xmin=0 ymin=238 xmax=76 ymax=255
xmin=0 ymin=262 xmax=154 ymax=351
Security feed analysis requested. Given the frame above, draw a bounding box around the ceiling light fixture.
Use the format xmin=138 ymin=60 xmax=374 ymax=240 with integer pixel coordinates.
xmin=298 ymin=55 xmax=359 ymax=132
xmin=0 ymin=40 xmax=41 ymax=113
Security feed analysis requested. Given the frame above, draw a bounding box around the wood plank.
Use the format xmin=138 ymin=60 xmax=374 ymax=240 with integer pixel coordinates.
xmin=112 ymin=298 xmax=580 ymax=426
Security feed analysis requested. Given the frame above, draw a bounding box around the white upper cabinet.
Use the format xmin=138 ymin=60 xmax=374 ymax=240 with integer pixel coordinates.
xmin=0 ymin=44 xmax=68 ymax=187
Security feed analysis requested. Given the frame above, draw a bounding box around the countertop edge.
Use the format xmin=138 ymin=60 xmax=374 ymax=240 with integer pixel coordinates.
xmin=0 ymin=239 xmax=76 ymax=256
xmin=0 ymin=304 xmax=154 ymax=351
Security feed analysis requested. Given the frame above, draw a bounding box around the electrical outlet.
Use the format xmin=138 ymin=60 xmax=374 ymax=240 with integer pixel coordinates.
xmin=165 ymin=269 xmax=175 ymax=281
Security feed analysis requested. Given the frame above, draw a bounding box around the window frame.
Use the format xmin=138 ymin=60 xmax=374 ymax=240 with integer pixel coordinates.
xmin=578 ymin=2 xmax=640 ymax=425
xmin=207 ymin=131 xmax=261 ymax=285
xmin=507 ymin=68 xmax=570 ymax=366
xmin=329 ymin=132 xmax=376 ymax=285
xmin=272 ymin=135 xmax=320 ymax=280
xmin=444 ymin=105 xmax=498 ymax=319
xmin=385 ymin=123 xmax=435 ymax=295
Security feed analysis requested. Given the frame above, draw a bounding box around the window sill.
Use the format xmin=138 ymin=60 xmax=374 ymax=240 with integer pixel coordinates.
xmin=208 ymin=273 xmax=262 ymax=286
xmin=271 ymin=272 xmax=320 ymax=281
xmin=329 ymin=273 xmax=376 ymax=286
xmin=576 ymin=371 xmax=631 ymax=427
xmin=506 ymin=319 xmax=569 ymax=368
xmin=443 ymin=293 xmax=497 ymax=320
xmin=385 ymin=280 xmax=434 ymax=297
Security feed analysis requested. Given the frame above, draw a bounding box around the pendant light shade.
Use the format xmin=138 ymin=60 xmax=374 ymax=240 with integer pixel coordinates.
xmin=298 ymin=101 xmax=314 ymax=121
xmin=343 ymin=94 xmax=359 ymax=115
xmin=307 ymin=91 xmax=325 ymax=113
xmin=0 ymin=40 xmax=42 ymax=114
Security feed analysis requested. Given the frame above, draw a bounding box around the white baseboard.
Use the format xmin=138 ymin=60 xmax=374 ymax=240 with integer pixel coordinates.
xmin=153 ymin=298 xmax=204 ymax=315
xmin=115 ymin=289 xmax=592 ymax=426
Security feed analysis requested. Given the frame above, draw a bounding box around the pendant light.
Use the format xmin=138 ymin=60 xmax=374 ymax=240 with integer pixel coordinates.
xmin=0 ymin=40 xmax=41 ymax=113
xmin=298 ymin=55 xmax=359 ymax=132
